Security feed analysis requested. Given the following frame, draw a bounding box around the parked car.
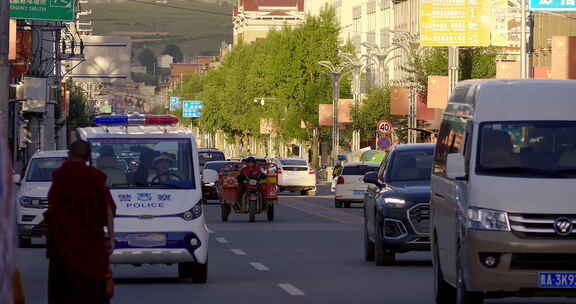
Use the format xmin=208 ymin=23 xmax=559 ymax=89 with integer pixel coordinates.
xmin=273 ymin=158 xmax=316 ymax=196
xmin=363 ymin=144 xmax=435 ymax=266
xmin=198 ymin=149 xmax=226 ymax=168
xmin=202 ymin=161 xmax=244 ymax=201
xmin=16 ymin=150 xmax=68 ymax=248
xmin=432 ymin=79 xmax=576 ymax=304
xmin=334 ymin=162 xmax=380 ymax=208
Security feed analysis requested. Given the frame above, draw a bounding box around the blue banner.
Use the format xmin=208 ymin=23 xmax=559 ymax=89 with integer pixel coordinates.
xmin=182 ymin=100 xmax=203 ymax=118
xmin=530 ymin=0 xmax=576 ymax=11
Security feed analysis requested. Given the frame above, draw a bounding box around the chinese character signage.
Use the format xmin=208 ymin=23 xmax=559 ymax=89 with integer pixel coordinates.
xmin=169 ymin=96 xmax=180 ymax=111
xmin=10 ymin=0 xmax=75 ymax=22
xmin=420 ymin=0 xmax=491 ymax=47
xmin=530 ymin=0 xmax=576 ymax=11
xmin=182 ymin=100 xmax=203 ymax=118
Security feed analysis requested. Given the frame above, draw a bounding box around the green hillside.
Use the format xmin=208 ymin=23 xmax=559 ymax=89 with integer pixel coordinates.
xmin=90 ymin=0 xmax=233 ymax=58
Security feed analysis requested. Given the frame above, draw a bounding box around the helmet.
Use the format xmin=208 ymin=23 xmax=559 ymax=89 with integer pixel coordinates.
xmin=245 ymin=157 xmax=256 ymax=163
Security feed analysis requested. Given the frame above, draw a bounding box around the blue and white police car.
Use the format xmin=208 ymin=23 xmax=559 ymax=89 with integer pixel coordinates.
xmin=78 ymin=114 xmax=216 ymax=283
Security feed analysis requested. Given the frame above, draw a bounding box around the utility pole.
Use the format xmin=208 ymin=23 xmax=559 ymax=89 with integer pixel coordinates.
xmin=0 ymin=0 xmax=10 ymax=140
xmin=521 ymin=0 xmax=527 ymax=78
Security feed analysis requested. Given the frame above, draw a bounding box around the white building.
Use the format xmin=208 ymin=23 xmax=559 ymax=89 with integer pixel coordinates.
xmin=307 ymin=0 xmax=419 ymax=82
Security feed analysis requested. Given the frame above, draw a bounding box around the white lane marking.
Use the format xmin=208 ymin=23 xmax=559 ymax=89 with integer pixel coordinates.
xmin=215 ymin=237 xmax=229 ymax=244
xmin=230 ymin=249 xmax=247 ymax=256
xmin=278 ymin=283 xmax=305 ymax=296
xmin=249 ymin=262 xmax=270 ymax=271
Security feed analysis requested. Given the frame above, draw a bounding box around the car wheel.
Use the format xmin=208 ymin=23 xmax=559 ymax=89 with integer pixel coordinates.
xmin=179 ymin=262 xmax=208 ymax=284
xmin=221 ymin=205 xmax=230 ymax=222
xmin=300 ymin=190 xmax=307 ymax=196
xmin=433 ymin=234 xmax=456 ymax=304
xmin=334 ymin=200 xmax=342 ymax=208
xmin=364 ymin=223 xmax=375 ymax=262
xmin=374 ymin=222 xmax=395 ymax=266
xmin=345 ymin=202 xmax=351 ymax=208
xmin=267 ymin=203 xmax=275 ymax=222
xmin=19 ymin=237 xmax=31 ymax=248
xmin=456 ymin=256 xmax=484 ymax=304
xmin=249 ymin=200 xmax=257 ymax=223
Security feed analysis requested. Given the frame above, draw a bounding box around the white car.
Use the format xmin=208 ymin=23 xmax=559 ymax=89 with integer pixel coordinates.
xmin=334 ymin=162 xmax=380 ymax=208
xmin=273 ymin=158 xmax=316 ymax=196
xmin=16 ymin=150 xmax=68 ymax=248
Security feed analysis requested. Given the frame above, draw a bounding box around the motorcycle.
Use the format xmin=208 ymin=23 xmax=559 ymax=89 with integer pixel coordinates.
xmin=218 ymin=163 xmax=277 ymax=223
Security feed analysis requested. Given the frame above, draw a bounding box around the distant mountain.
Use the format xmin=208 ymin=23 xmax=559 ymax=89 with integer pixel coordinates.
xmin=90 ymin=0 xmax=233 ymax=58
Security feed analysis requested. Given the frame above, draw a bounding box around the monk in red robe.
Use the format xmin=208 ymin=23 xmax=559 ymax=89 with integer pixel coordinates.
xmin=46 ymin=140 xmax=116 ymax=304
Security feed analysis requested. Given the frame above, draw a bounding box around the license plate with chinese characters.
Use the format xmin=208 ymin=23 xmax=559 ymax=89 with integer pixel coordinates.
xmin=539 ymin=272 xmax=576 ymax=288
xmin=127 ymin=233 xmax=166 ymax=248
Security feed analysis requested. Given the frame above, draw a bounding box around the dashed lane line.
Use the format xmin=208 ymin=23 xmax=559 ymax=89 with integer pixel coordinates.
xmin=215 ymin=237 xmax=229 ymax=244
xmin=278 ymin=283 xmax=305 ymax=296
xmin=230 ymin=249 xmax=247 ymax=256
xmin=249 ymin=262 xmax=270 ymax=271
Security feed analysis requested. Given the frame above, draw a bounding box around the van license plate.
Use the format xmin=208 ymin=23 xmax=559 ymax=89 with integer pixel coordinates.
xmin=127 ymin=233 xmax=166 ymax=248
xmin=539 ymin=272 xmax=576 ymax=288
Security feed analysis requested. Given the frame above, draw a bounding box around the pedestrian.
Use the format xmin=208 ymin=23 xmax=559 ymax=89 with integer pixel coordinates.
xmin=45 ymin=140 xmax=116 ymax=304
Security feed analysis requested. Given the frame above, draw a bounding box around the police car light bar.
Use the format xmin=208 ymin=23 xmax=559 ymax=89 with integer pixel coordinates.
xmin=93 ymin=115 xmax=179 ymax=126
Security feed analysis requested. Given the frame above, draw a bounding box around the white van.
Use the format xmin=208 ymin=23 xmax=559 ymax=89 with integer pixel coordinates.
xmin=431 ymin=79 xmax=576 ymax=303
xmin=78 ymin=115 xmax=215 ymax=283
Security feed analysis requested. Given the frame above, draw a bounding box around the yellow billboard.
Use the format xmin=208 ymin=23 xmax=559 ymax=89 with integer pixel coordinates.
xmin=420 ymin=0 xmax=491 ymax=47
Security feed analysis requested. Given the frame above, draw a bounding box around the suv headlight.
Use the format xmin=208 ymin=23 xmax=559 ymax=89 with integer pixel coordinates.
xmin=467 ymin=207 xmax=510 ymax=232
xmin=19 ymin=196 xmax=44 ymax=209
xmin=381 ymin=197 xmax=406 ymax=208
xmin=182 ymin=203 xmax=203 ymax=221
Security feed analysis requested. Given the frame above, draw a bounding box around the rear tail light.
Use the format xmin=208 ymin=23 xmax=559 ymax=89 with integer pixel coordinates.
xmin=309 ymin=169 xmax=316 ymax=174
xmin=337 ymin=176 xmax=345 ymax=184
xmin=277 ymin=168 xmax=282 ymax=174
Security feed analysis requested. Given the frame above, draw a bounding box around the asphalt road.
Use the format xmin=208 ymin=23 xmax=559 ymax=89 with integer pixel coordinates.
xmin=17 ymin=186 xmax=576 ymax=304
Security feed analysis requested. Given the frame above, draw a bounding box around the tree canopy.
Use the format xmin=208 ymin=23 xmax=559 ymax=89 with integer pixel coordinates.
xmin=163 ymin=44 xmax=184 ymax=63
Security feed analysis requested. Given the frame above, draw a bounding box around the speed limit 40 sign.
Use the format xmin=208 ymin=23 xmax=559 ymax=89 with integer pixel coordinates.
xmin=377 ymin=120 xmax=393 ymax=135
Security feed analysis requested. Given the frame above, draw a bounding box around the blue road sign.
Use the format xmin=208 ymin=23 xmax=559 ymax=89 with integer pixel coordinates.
xmin=530 ymin=0 xmax=576 ymax=11
xmin=376 ymin=136 xmax=393 ymax=151
xmin=169 ymin=96 xmax=180 ymax=111
xmin=183 ymin=100 xmax=203 ymax=118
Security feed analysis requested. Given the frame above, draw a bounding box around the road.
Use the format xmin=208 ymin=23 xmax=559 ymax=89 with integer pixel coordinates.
xmin=18 ymin=186 xmax=576 ymax=304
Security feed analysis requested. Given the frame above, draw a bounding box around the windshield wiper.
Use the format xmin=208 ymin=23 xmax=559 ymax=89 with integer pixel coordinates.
xmin=480 ymin=166 xmax=566 ymax=178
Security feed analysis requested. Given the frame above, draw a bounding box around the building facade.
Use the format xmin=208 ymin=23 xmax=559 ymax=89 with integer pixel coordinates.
xmin=233 ymin=0 xmax=306 ymax=44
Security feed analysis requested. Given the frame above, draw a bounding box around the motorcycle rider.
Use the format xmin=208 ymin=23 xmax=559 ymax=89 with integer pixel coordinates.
xmin=238 ymin=157 xmax=266 ymax=195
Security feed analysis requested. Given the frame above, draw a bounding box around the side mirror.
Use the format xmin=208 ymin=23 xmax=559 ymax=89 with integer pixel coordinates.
xmin=446 ymin=154 xmax=467 ymax=180
xmin=363 ymin=171 xmax=381 ymax=187
xmin=13 ymin=174 xmax=21 ymax=184
xmin=202 ymin=169 xmax=218 ymax=184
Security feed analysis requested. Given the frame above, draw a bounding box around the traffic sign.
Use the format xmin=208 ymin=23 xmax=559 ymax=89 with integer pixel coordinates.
xmin=376 ymin=136 xmax=393 ymax=151
xmin=11 ymin=0 xmax=76 ymax=21
xmin=529 ymin=0 xmax=576 ymax=11
xmin=169 ymin=97 xmax=180 ymax=111
xmin=183 ymin=100 xmax=203 ymax=118
xmin=377 ymin=120 xmax=393 ymax=135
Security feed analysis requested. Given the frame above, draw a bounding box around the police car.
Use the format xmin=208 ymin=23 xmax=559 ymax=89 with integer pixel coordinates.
xmin=78 ymin=114 xmax=216 ymax=283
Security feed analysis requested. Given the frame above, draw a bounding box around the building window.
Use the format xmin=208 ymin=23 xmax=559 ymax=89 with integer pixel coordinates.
xmin=353 ymin=6 xmax=362 ymax=33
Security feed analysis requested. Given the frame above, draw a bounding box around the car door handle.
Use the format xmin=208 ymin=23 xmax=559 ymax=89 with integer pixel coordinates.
xmin=434 ymin=193 xmax=446 ymax=199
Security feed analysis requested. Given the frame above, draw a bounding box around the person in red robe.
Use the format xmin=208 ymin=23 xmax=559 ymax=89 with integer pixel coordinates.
xmin=46 ymin=140 xmax=116 ymax=304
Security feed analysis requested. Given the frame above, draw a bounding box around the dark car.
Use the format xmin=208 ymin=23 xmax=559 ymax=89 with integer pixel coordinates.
xmin=363 ymin=144 xmax=434 ymax=266
xmin=202 ymin=161 xmax=244 ymax=201
xmin=198 ymin=149 xmax=226 ymax=168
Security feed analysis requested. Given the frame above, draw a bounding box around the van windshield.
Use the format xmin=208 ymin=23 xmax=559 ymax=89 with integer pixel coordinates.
xmin=26 ymin=157 xmax=67 ymax=182
xmin=90 ymin=139 xmax=195 ymax=189
xmin=477 ymin=122 xmax=576 ymax=178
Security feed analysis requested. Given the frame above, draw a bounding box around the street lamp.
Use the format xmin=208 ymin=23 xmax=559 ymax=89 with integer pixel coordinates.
xmin=362 ymin=42 xmax=401 ymax=88
xmin=318 ymin=58 xmax=351 ymax=166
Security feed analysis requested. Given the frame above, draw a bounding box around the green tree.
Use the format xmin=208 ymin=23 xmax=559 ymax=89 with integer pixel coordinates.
xmin=353 ymin=86 xmax=392 ymax=142
xmin=138 ymin=48 xmax=156 ymax=74
xmin=68 ymin=84 xmax=94 ymax=131
xmin=163 ymin=44 xmax=184 ymax=63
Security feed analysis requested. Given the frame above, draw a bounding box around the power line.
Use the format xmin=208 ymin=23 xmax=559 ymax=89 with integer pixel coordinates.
xmin=124 ymin=0 xmax=232 ymax=17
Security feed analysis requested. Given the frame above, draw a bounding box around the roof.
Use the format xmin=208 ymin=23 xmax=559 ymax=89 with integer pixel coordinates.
xmin=393 ymin=144 xmax=436 ymax=152
xmin=77 ymin=126 xmax=194 ymax=139
xmin=474 ymin=79 xmax=576 ymax=122
xmin=32 ymin=150 xmax=68 ymax=158
xmin=344 ymin=161 xmax=380 ymax=167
